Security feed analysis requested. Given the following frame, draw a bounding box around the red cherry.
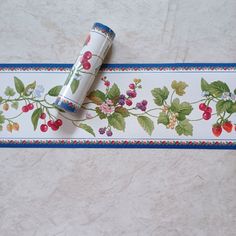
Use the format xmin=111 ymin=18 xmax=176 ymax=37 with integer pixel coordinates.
xmin=129 ymin=83 xmax=135 ymax=89
xmin=126 ymin=99 xmax=132 ymax=106
xmin=199 ymin=103 xmax=207 ymax=111
xmin=83 ymin=61 xmax=91 ymax=70
xmin=47 ymin=120 xmax=54 ymax=127
xmin=40 ymin=124 xmax=48 ymax=132
xmin=40 ymin=113 xmax=46 ymax=119
xmin=202 ymin=112 xmax=211 ymax=120
xmin=51 ymin=124 xmax=59 ymax=131
xmin=212 ymin=124 xmax=222 ymax=137
xmin=55 ymin=119 xmax=63 ymax=127
xmin=22 ymin=105 xmax=29 ymax=112
xmin=205 ymin=106 xmax=212 ymax=113
xmin=83 ymin=51 xmax=92 ymax=60
xmin=104 ymin=81 xmax=110 ymax=87
xmin=28 ymin=103 xmax=34 ymax=110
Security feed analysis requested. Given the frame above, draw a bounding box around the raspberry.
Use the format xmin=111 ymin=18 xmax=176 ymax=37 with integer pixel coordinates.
xmin=129 ymin=83 xmax=135 ymax=89
xmin=142 ymin=100 xmax=148 ymax=106
xmin=106 ymin=130 xmax=113 ymax=136
xmin=126 ymin=99 xmax=132 ymax=106
xmin=119 ymin=94 xmax=126 ymax=100
xmin=140 ymin=105 xmax=146 ymax=111
xmin=129 ymin=91 xmax=137 ymax=98
xmin=99 ymin=128 xmax=106 ymax=134
xmin=119 ymin=99 xmax=125 ymax=106
xmin=104 ymin=81 xmax=110 ymax=87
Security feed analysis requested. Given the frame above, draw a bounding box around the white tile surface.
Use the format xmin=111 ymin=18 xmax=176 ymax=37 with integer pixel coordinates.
xmin=0 ymin=0 xmax=236 ymax=235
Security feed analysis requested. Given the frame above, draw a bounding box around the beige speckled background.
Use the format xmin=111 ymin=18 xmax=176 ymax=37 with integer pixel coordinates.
xmin=0 ymin=0 xmax=236 ymax=235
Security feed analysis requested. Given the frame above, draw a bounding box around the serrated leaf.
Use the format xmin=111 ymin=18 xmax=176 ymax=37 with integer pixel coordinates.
xmin=78 ymin=123 xmax=95 ymax=137
xmin=107 ymin=83 xmax=120 ymax=104
xmin=115 ymin=107 xmax=130 ymax=117
xmin=175 ymin=119 xmax=193 ymax=136
xmin=48 ymin=85 xmax=62 ymax=97
xmin=24 ymin=81 xmax=36 ymax=96
xmin=226 ymin=102 xmax=236 ymax=113
xmin=208 ymin=81 xmax=230 ymax=97
xmin=95 ymin=107 xmax=107 ymax=119
xmin=137 ymin=116 xmax=154 ymax=135
xmin=4 ymin=86 xmax=15 ymax=97
xmin=14 ymin=77 xmax=25 ymax=94
xmin=88 ymin=90 xmax=106 ymax=105
xmin=0 ymin=114 xmax=5 ymax=124
xmin=31 ymin=108 xmax=42 ymax=130
xmin=170 ymin=98 xmax=193 ymax=116
xmin=151 ymin=87 xmax=169 ymax=106
xmin=176 ymin=112 xmax=186 ymax=121
xmin=157 ymin=112 xmax=169 ymax=125
xmin=171 ymin=80 xmax=188 ymax=96
xmin=201 ymin=78 xmax=210 ymax=92
xmin=108 ymin=112 xmax=125 ymax=131
xmin=70 ymin=79 xmax=80 ymax=94
xmin=11 ymin=101 xmax=19 ymax=110
xmin=216 ymin=100 xmax=233 ymax=115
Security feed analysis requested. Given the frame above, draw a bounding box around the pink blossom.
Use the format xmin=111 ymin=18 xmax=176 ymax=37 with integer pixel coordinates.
xmin=106 ymin=99 xmax=113 ymax=106
xmin=99 ymin=100 xmax=114 ymax=115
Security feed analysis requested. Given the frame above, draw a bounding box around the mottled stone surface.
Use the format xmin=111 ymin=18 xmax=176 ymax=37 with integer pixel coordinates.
xmin=0 ymin=0 xmax=236 ymax=235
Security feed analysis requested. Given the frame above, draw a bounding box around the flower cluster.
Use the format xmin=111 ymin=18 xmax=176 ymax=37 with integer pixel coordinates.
xmin=99 ymin=99 xmax=114 ymax=116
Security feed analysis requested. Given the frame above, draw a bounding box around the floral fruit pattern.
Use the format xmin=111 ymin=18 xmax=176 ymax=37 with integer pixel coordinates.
xmin=0 ymin=76 xmax=235 ymax=139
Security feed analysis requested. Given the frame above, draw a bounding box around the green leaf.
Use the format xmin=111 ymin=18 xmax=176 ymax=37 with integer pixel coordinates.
xmin=107 ymin=83 xmax=120 ymax=104
xmin=157 ymin=112 xmax=169 ymax=125
xmin=48 ymin=85 xmax=62 ymax=97
xmin=4 ymin=86 xmax=16 ymax=97
xmin=24 ymin=81 xmax=36 ymax=96
xmin=216 ymin=100 xmax=233 ymax=115
xmin=170 ymin=98 xmax=193 ymax=115
xmin=176 ymin=112 xmax=186 ymax=121
xmin=201 ymin=78 xmax=210 ymax=92
xmin=95 ymin=107 xmax=107 ymax=119
xmin=0 ymin=97 xmax=3 ymax=103
xmin=88 ymin=90 xmax=106 ymax=105
xmin=137 ymin=116 xmax=154 ymax=135
xmin=31 ymin=108 xmax=42 ymax=130
xmin=11 ymin=101 xmax=19 ymax=110
xmin=175 ymin=119 xmax=193 ymax=136
xmin=70 ymin=79 xmax=80 ymax=94
xmin=208 ymin=81 xmax=230 ymax=97
xmin=227 ymin=102 xmax=236 ymax=113
xmin=115 ymin=107 xmax=130 ymax=117
xmin=78 ymin=123 xmax=95 ymax=137
xmin=151 ymin=87 xmax=169 ymax=106
xmin=0 ymin=114 xmax=5 ymax=124
xmin=171 ymin=80 xmax=188 ymax=96
xmin=14 ymin=77 xmax=25 ymax=94
xmin=0 ymin=125 xmax=2 ymax=131
xmin=108 ymin=112 xmax=125 ymax=131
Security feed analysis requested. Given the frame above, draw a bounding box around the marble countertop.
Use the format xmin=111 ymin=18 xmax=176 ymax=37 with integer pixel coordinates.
xmin=0 ymin=0 xmax=236 ymax=235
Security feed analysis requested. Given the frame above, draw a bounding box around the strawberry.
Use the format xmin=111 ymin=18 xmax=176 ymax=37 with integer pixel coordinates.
xmin=212 ymin=124 xmax=222 ymax=137
xmin=222 ymin=121 xmax=233 ymax=133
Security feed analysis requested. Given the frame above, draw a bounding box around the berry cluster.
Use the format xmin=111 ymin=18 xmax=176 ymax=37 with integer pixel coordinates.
xmin=80 ymin=51 xmax=92 ymax=70
xmin=7 ymin=122 xmax=19 ymax=132
xmin=98 ymin=127 xmax=113 ymax=136
xmin=199 ymin=103 xmax=212 ymax=120
xmin=22 ymin=103 xmax=34 ymax=112
xmin=39 ymin=112 xmax=63 ymax=132
xmin=212 ymin=121 xmax=234 ymax=137
xmin=118 ymin=80 xmax=142 ymax=107
xmin=167 ymin=113 xmax=178 ymax=129
xmin=101 ymin=76 xmax=110 ymax=87
xmin=136 ymin=100 xmax=148 ymax=111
